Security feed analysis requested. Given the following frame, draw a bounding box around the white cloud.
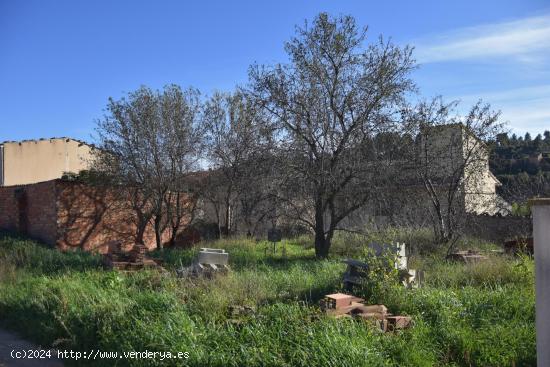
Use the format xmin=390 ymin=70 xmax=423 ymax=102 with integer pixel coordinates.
xmin=452 ymin=85 xmax=550 ymax=134
xmin=414 ymin=14 xmax=550 ymax=64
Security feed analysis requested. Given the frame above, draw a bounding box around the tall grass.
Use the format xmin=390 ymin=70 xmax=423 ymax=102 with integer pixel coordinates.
xmin=0 ymin=232 xmax=101 ymax=274
xmin=0 ymin=232 xmax=536 ymax=366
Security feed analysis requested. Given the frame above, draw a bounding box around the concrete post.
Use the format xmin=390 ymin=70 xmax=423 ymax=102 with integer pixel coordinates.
xmin=531 ymin=198 xmax=550 ymax=367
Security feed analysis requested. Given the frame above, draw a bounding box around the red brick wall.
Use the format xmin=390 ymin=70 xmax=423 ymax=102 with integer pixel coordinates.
xmin=0 ymin=186 xmax=19 ymax=231
xmin=55 ymin=180 xmax=176 ymax=252
xmin=26 ymin=181 xmax=57 ymax=244
xmin=1 ymin=179 xmax=191 ymax=253
xmin=0 ymin=181 xmax=57 ymax=244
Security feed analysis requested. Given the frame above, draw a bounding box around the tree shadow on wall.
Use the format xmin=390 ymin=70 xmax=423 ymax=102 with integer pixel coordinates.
xmin=56 ymin=183 xmax=135 ymax=252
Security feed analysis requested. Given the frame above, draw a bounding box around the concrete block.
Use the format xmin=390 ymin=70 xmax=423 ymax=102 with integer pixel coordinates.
xmin=197 ymin=248 xmax=228 ymax=265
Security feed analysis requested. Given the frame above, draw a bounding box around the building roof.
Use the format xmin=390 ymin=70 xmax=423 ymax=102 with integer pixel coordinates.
xmin=1 ymin=137 xmax=96 ymax=148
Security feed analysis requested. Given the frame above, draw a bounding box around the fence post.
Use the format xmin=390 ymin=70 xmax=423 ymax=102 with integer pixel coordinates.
xmin=531 ymin=198 xmax=550 ymax=367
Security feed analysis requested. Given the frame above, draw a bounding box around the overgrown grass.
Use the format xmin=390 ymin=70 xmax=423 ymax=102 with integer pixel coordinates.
xmin=0 ymin=232 xmax=101 ymax=275
xmin=0 ymin=231 xmax=535 ymax=366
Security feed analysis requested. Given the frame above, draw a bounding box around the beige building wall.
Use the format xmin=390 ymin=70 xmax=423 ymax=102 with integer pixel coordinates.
xmin=0 ymin=138 xmax=94 ymax=186
xmin=420 ymin=124 xmax=505 ymax=215
xmin=461 ymin=129 xmax=504 ymax=214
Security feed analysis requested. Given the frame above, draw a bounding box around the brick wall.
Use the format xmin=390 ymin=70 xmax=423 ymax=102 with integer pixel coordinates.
xmin=1 ymin=179 xmax=190 ymax=253
xmin=0 ymin=185 xmax=19 ymax=231
xmin=0 ymin=181 xmax=57 ymax=244
xmin=25 ymin=180 xmax=58 ymax=244
xmin=55 ymin=180 xmax=178 ymax=252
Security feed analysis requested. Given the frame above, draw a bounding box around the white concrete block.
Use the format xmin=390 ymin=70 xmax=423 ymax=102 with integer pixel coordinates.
xmin=197 ymin=248 xmax=229 ymax=265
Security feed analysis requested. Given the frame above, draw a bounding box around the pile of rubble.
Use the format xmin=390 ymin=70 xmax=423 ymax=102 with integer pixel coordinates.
xmin=176 ymin=248 xmax=229 ymax=278
xmin=102 ymin=242 xmax=164 ymax=271
xmin=320 ymin=293 xmax=412 ymax=332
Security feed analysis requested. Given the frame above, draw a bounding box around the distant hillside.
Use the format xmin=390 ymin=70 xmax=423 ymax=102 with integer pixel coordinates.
xmin=490 ymin=131 xmax=550 ymax=175
xmin=489 ymin=131 xmax=550 ymax=211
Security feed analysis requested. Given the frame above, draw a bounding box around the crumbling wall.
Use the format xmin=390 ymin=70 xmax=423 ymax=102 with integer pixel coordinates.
xmin=25 ymin=180 xmax=58 ymax=244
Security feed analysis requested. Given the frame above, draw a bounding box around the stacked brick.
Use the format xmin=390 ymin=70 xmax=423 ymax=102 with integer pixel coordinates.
xmin=102 ymin=242 xmax=164 ymax=271
xmin=320 ymin=293 xmax=412 ymax=332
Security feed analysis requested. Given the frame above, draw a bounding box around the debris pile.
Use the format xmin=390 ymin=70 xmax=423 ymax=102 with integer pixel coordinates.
xmin=102 ymin=242 xmax=164 ymax=271
xmin=320 ymin=293 xmax=412 ymax=332
xmin=446 ymin=250 xmax=488 ymax=263
xmin=176 ymin=248 xmax=229 ymax=278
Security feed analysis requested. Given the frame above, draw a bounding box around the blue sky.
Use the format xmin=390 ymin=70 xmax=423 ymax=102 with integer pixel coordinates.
xmin=1 ymin=0 xmax=549 ymax=142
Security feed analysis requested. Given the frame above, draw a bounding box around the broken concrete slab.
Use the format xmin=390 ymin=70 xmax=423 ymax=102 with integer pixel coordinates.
xmin=399 ymin=269 xmax=425 ymax=288
xmin=176 ymin=248 xmax=230 ymax=278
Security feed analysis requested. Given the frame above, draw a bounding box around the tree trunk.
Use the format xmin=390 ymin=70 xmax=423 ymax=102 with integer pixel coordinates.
xmin=314 ymin=198 xmax=330 ymax=258
xmin=154 ymin=216 xmax=163 ymax=250
xmin=169 ymin=223 xmax=179 ymax=247
xmin=314 ymin=229 xmax=331 ymax=258
xmin=136 ymin=223 xmax=147 ymax=245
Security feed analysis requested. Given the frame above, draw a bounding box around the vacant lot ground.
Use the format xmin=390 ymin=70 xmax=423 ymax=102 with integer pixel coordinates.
xmin=0 ymin=232 xmax=535 ymax=366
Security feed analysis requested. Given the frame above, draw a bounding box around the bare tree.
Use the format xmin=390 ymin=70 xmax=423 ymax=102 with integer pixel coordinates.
xmin=202 ymin=90 xmax=273 ymax=236
xmin=402 ymin=97 xmax=504 ymax=250
xmin=249 ymin=13 xmax=415 ymax=257
xmin=93 ymin=85 xmax=202 ymax=249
